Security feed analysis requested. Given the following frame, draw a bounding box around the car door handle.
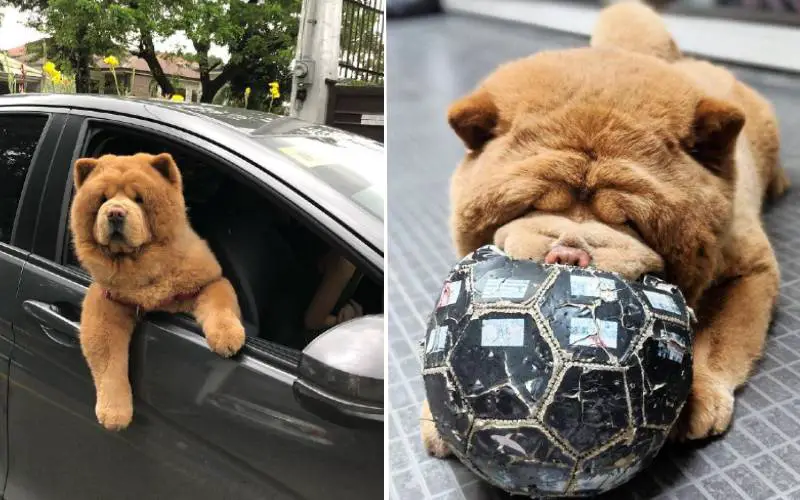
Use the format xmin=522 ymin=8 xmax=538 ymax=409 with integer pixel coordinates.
xmin=22 ymin=300 xmax=80 ymax=348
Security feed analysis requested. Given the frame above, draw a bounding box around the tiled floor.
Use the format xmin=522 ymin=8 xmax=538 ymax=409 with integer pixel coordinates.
xmin=387 ymin=14 xmax=800 ymax=500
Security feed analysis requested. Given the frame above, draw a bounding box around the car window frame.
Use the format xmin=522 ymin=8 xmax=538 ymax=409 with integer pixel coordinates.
xmin=36 ymin=109 xmax=380 ymax=370
xmin=0 ymin=107 xmax=68 ymax=252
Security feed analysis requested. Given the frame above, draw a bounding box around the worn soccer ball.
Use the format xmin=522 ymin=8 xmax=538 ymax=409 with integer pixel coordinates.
xmin=422 ymin=245 xmax=694 ymax=498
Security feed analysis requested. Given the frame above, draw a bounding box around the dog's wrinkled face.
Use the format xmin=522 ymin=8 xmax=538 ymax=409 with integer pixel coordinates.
xmin=449 ymin=48 xmax=744 ymax=305
xmin=70 ymin=153 xmax=186 ymax=259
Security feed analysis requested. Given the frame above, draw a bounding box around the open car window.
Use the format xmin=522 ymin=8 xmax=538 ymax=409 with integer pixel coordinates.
xmin=63 ymin=124 xmax=382 ymax=351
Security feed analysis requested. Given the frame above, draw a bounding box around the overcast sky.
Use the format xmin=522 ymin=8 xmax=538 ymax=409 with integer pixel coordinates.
xmin=0 ymin=6 xmax=230 ymax=61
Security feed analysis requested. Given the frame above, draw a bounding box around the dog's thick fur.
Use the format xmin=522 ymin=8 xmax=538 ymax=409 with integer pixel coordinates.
xmin=70 ymin=152 xmax=245 ymax=430
xmin=422 ymin=2 xmax=789 ymax=456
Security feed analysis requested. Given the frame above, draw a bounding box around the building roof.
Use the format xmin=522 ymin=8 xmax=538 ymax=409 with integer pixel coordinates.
xmin=94 ymin=54 xmax=201 ymax=79
xmin=0 ymin=53 xmax=43 ymax=79
xmin=5 ymin=44 xmax=202 ymax=79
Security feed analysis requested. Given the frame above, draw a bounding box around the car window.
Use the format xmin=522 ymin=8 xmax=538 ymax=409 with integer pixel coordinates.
xmin=64 ymin=125 xmax=382 ymax=351
xmin=0 ymin=114 xmax=49 ymax=243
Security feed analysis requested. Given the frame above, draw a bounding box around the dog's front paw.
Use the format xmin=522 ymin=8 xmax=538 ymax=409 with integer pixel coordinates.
xmin=421 ymin=400 xmax=452 ymax=458
xmin=204 ymin=313 xmax=246 ymax=357
xmin=677 ymin=369 xmax=735 ymax=441
xmin=96 ymin=400 xmax=133 ymax=431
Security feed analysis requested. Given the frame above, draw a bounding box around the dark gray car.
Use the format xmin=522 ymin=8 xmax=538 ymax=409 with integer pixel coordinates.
xmin=0 ymin=94 xmax=384 ymax=500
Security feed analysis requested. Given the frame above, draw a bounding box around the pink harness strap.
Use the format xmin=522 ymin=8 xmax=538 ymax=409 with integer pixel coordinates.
xmin=102 ymin=288 xmax=201 ymax=316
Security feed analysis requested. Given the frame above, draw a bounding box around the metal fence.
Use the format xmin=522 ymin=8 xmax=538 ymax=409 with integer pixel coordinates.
xmin=339 ymin=0 xmax=385 ymax=84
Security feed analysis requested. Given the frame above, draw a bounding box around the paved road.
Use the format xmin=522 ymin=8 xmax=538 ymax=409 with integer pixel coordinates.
xmin=387 ymin=13 xmax=800 ymax=500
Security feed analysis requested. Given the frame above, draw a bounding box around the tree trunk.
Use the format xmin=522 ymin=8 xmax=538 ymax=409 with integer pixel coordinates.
xmin=74 ymin=52 xmax=92 ymax=93
xmin=194 ymin=41 xmax=239 ymax=103
xmin=192 ymin=40 xmax=213 ymax=102
xmin=135 ymin=30 xmax=175 ymax=96
xmin=72 ymin=26 xmax=92 ymax=93
xmin=200 ymin=64 xmax=240 ymax=103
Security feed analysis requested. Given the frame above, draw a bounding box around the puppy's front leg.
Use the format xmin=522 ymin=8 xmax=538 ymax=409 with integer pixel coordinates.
xmin=193 ymin=278 xmax=245 ymax=357
xmin=680 ymin=243 xmax=779 ymax=440
xmin=80 ymin=284 xmax=138 ymax=431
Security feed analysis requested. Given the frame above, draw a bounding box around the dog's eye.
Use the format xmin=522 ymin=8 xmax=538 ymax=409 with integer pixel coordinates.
xmin=134 ymin=194 xmax=143 ymax=204
xmin=624 ymin=220 xmax=641 ymax=236
xmin=99 ymin=195 xmax=107 ymax=204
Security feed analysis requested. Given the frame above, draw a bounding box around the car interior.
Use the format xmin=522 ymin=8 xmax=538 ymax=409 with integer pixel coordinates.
xmin=63 ymin=124 xmax=382 ymax=351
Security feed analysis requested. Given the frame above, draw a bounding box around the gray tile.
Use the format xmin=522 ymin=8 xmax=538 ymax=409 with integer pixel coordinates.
xmin=392 ymin=337 xmax=416 ymax=360
xmin=739 ymin=386 xmax=772 ymax=412
xmin=674 ymin=484 xmax=709 ymax=500
xmin=725 ymin=426 xmax=765 ymax=458
xmin=391 ymin=382 xmax=415 ymax=409
xmin=419 ymin=459 xmax=460 ymax=497
xmin=394 ymin=468 xmax=427 ymax=500
xmin=739 ymin=416 xmax=786 ymax=449
xmin=771 ymin=368 xmax=800 ymax=391
xmin=396 ymin=404 xmax=423 ymax=437
xmin=750 ymin=375 xmax=792 ymax=404
xmin=673 ymin=451 xmax=717 ymax=479
xmin=774 ymin=445 xmax=800 ymax=477
xmin=432 ymin=490 xmax=466 ymax=500
xmin=724 ymin=465 xmax=776 ymax=500
xmin=391 ymin=438 xmax=412 ymax=472
xmin=750 ymin=454 xmax=798 ymax=492
xmin=763 ymin=406 xmax=800 ymax=441
xmin=702 ymin=476 xmax=745 ymax=500
xmin=700 ymin=440 xmax=740 ymax=469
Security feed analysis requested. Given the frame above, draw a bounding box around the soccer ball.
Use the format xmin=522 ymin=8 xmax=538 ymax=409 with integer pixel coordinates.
xmin=421 ymin=245 xmax=694 ymax=497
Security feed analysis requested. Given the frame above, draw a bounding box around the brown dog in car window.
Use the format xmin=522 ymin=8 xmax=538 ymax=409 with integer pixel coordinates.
xmin=422 ymin=2 xmax=789 ymax=455
xmin=69 ymin=152 xmax=245 ymax=431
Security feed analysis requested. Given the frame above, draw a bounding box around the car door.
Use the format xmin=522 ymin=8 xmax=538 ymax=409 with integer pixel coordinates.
xmin=0 ymin=108 xmax=66 ymax=498
xmin=6 ymin=111 xmax=383 ymax=500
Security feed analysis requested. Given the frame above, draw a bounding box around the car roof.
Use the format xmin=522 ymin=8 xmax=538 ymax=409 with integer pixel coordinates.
xmin=0 ymin=93 xmax=384 ymax=257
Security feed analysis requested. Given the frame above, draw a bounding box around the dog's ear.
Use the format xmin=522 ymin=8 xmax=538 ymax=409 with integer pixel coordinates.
xmin=448 ymin=89 xmax=498 ymax=151
xmin=688 ymin=97 xmax=745 ymax=181
xmin=150 ymin=153 xmax=182 ymax=187
xmin=73 ymin=158 xmax=99 ymax=189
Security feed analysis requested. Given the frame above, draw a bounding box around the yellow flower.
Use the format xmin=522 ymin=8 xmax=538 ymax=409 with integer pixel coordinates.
xmin=170 ymin=94 xmax=185 ymax=102
xmin=103 ymin=55 xmax=119 ymax=68
xmin=43 ymin=61 xmax=56 ymax=76
xmin=52 ymin=71 xmax=63 ymax=85
xmin=269 ymin=81 xmax=280 ymax=99
xmin=245 ymin=87 xmax=251 ymax=97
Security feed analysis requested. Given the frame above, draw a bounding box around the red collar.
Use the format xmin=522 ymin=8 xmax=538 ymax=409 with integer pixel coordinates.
xmin=102 ymin=288 xmax=200 ymax=314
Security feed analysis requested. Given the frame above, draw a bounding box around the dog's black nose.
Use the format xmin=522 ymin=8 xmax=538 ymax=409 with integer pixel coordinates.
xmin=107 ymin=207 xmax=126 ymax=228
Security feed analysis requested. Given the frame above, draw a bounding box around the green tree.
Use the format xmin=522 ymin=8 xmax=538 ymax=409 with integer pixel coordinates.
xmin=182 ymin=0 xmax=300 ymax=103
xmin=124 ymin=0 xmax=299 ymax=102
xmin=2 ymin=0 xmax=132 ymax=93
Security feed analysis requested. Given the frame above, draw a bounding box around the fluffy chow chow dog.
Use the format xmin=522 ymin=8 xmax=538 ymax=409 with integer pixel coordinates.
xmin=422 ymin=3 xmax=789 ymax=456
xmin=70 ymin=152 xmax=245 ymax=431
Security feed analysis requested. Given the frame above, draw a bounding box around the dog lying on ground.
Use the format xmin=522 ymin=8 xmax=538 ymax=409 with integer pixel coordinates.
xmin=422 ymin=1 xmax=788 ymax=456
xmin=70 ymin=152 xmax=246 ymax=431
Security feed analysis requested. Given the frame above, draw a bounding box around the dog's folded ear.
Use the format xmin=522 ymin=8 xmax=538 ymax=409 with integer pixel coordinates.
xmin=74 ymin=158 xmax=99 ymax=189
xmin=688 ymin=97 xmax=745 ymax=181
xmin=150 ymin=153 xmax=183 ymax=188
xmin=447 ymin=89 xmax=498 ymax=151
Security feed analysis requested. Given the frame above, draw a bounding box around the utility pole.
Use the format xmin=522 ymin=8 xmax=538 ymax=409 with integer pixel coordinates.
xmin=290 ymin=0 xmax=343 ymax=124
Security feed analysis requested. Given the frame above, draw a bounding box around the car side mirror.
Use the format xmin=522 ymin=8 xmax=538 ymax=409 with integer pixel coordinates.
xmin=293 ymin=315 xmax=384 ymax=428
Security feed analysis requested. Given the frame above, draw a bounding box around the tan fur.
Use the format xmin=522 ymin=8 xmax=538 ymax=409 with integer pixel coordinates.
xmin=422 ymin=3 xmax=788 ymax=454
xmin=71 ymin=153 xmax=245 ymax=431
